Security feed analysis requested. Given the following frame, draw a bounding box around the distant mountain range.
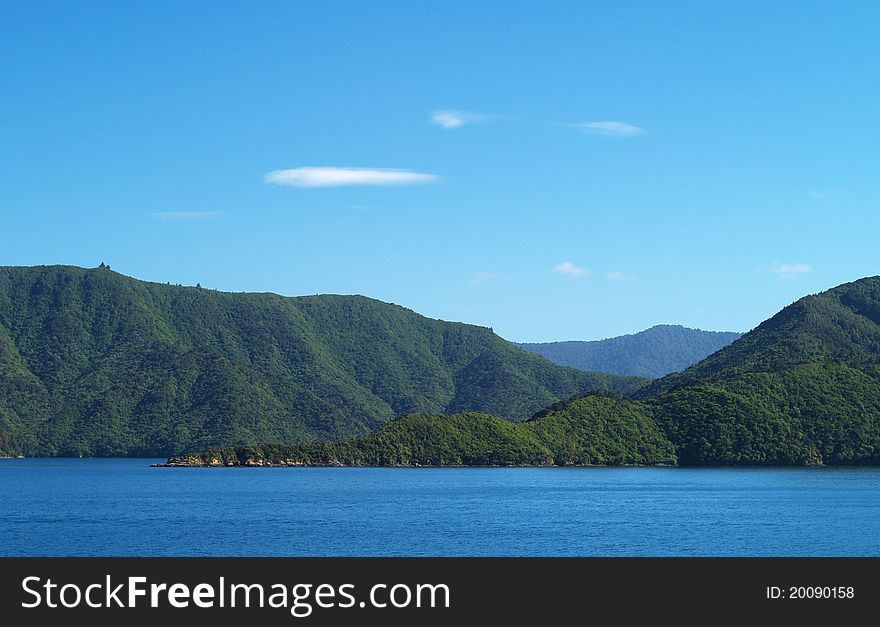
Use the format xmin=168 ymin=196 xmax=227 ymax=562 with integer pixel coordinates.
xmin=179 ymin=276 xmax=880 ymax=467
xmin=0 ymin=265 xmax=643 ymax=457
xmin=517 ymin=325 xmax=741 ymax=378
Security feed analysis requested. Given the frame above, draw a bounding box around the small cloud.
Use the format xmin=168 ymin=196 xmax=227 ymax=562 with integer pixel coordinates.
xmin=577 ymin=121 xmax=646 ymax=137
xmin=431 ymin=110 xmax=491 ymax=129
xmin=150 ymin=211 xmax=222 ymax=221
xmin=554 ymin=261 xmax=589 ymax=279
xmin=808 ymin=189 xmax=850 ymax=199
xmin=469 ymin=272 xmax=498 ymax=286
xmin=770 ymin=262 xmax=812 ymax=279
xmin=606 ymin=271 xmax=633 ymax=282
xmin=265 ymin=167 xmax=440 ymax=188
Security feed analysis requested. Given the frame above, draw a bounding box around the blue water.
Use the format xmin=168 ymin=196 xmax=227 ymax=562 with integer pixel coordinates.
xmin=1 ymin=459 xmax=879 ymax=556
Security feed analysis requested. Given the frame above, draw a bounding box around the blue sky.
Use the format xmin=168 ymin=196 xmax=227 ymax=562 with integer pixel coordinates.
xmin=3 ymin=1 xmax=879 ymax=342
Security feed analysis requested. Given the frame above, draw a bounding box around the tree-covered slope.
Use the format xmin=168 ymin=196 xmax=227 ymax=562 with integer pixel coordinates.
xmin=638 ymin=277 xmax=880 ymax=465
xmin=640 ymin=277 xmax=880 ymax=397
xmin=0 ymin=265 xmax=644 ymax=457
xmin=164 ymin=394 xmax=677 ymax=467
xmin=648 ymin=364 xmax=880 ymax=465
xmin=518 ymin=325 xmax=740 ymax=378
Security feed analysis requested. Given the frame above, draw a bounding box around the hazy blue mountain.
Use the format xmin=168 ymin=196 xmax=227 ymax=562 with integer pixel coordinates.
xmin=517 ymin=325 xmax=741 ymax=378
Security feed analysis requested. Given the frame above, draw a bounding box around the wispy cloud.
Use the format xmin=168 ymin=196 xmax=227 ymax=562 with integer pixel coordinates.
xmin=431 ymin=110 xmax=491 ymax=129
xmin=554 ymin=261 xmax=589 ymax=278
xmin=150 ymin=211 xmax=222 ymax=221
xmin=770 ymin=262 xmax=812 ymax=279
xmin=808 ymin=189 xmax=850 ymax=199
xmin=265 ymin=167 xmax=440 ymax=188
xmin=606 ymin=271 xmax=633 ymax=282
xmin=577 ymin=121 xmax=646 ymax=138
xmin=469 ymin=272 xmax=498 ymax=286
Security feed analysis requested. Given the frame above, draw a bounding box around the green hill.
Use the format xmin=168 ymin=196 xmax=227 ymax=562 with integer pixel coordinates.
xmin=518 ymin=325 xmax=741 ymax=378
xmin=640 ymin=277 xmax=880 ymax=464
xmin=641 ymin=277 xmax=880 ymax=396
xmin=649 ymin=364 xmax=880 ymax=465
xmin=163 ymin=394 xmax=676 ymax=467
xmin=0 ymin=265 xmax=645 ymax=457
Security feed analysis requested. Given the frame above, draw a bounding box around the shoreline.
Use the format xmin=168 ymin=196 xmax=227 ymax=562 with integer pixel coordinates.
xmin=150 ymin=460 xmax=848 ymax=469
xmin=151 ymin=462 xmax=676 ymax=468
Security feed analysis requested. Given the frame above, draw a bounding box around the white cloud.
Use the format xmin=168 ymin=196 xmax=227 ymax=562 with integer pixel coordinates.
xmin=578 ymin=121 xmax=646 ymax=137
xmin=431 ymin=110 xmax=490 ymax=129
xmin=265 ymin=167 xmax=440 ymax=188
xmin=606 ymin=271 xmax=633 ymax=282
xmin=770 ymin=263 xmax=812 ymax=279
xmin=150 ymin=211 xmax=222 ymax=221
xmin=469 ymin=272 xmax=498 ymax=285
xmin=554 ymin=261 xmax=589 ymax=278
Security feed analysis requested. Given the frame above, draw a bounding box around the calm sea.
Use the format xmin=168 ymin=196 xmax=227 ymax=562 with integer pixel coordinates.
xmin=1 ymin=459 xmax=878 ymax=556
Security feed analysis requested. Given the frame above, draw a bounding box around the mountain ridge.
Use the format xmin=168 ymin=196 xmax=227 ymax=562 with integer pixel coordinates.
xmin=168 ymin=275 xmax=880 ymax=467
xmin=0 ymin=264 xmax=644 ymax=457
xmin=638 ymin=276 xmax=880 ymax=398
xmin=6 ymin=265 xmax=880 ymax=467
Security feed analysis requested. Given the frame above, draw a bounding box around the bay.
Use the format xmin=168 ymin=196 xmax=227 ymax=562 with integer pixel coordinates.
xmin=1 ymin=459 xmax=878 ymax=556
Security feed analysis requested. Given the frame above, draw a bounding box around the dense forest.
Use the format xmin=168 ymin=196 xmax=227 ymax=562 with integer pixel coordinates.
xmin=0 ymin=265 xmax=644 ymax=457
xmin=649 ymin=364 xmax=880 ymax=465
xmin=637 ymin=277 xmax=880 ymax=464
xmin=518 ymin=325 xmax=741 ymax=378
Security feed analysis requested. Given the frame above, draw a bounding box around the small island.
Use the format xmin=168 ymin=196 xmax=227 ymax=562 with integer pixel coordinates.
xmin=155 ymin=395 xmax=676 ymax=467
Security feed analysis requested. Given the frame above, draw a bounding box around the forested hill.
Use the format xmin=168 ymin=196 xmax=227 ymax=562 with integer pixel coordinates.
xmin=638 ymin=276 xmax=880 ymax=465
xmin=0 ymin=265 xmax=644 ymax=457
xmin=163 ymin=394 xmax=677 ymax=467
xmin=518 ymin=325 xmax=740 ymax=378
xmin=640 ymin=277 xmax=880 ymax=397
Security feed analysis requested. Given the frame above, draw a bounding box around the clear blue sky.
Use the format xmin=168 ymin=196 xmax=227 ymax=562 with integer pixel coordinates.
xmin=3 ymin=1 xmax=879 ymax=342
